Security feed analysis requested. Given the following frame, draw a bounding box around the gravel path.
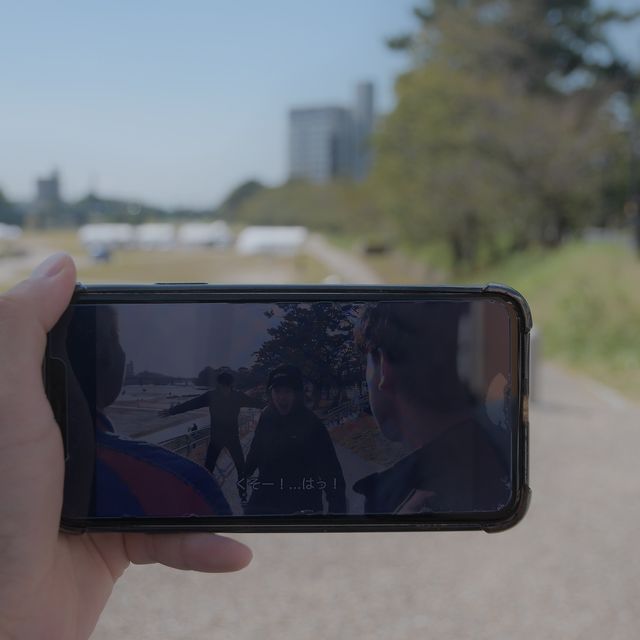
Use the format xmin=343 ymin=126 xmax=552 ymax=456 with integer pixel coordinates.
xmin=6 ymin=235 xmax=636 ymax=638
xmin=92 ymin=362 xmax=640 ymax=640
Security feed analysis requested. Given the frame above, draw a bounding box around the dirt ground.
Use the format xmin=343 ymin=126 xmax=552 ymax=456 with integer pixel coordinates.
xmin=5 ymin=234 xmax=637 ymax=639
xmin=92 ymin=363 xmax=640 ymax=640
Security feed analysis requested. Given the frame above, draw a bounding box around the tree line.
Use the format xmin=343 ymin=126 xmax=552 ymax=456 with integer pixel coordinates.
xmin=226 ymin=1 xmax=640 ymax=269
xmin=3 ymin=2 xmax=638 ymax=270
xmin=371 ymin=0 xmax=640 ymax=266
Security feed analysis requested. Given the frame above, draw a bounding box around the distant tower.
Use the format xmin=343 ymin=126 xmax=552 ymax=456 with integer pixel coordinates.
xmin=29 ymin=170 xmax=66 ymax=228
xmin=353 ymin=81 xmax=375 ymax=181
xmin=36 ymin=170 xmax=61 ymax=205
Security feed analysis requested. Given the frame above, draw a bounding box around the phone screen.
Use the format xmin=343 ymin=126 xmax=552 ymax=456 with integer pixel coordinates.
xmin=48 ymin=296 xmax=522 ymax=524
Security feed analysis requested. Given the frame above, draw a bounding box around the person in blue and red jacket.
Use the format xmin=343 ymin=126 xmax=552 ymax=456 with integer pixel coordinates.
xmin=63 ymin=303 xmax=233 ymax=518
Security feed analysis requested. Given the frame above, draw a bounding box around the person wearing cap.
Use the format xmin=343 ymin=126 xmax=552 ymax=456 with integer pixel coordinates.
xmin=353 ymin=302 xmax=511 ymax=514
xmin=244 ymin=364 xmax=346 ymax=515
xmin=161 ymin=370 xmax=264 ymax=499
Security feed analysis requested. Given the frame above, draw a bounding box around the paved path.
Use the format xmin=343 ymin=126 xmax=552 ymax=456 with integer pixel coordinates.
xmin=305 ymin=234 xmax=381 ymax=284
xmin=92 ymin=362 xmax=640 ymax=640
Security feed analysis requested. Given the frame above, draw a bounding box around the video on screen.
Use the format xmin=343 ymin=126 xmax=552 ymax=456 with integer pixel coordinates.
xmin=55 ymin=299 xmax=516 ymax=519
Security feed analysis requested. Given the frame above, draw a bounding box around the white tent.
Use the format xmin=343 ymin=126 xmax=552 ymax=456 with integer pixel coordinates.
xmin=177 ymin=221 xmax=232 ymax=247
xmin=77 ymin=224 xmax=134 ymax=248
xmin=135 ymin=223 xmax=176 ymax=250
xmin=0 ymin=223 xmax=22 ymax=241
xmin=236 ymin=226 xmax=308 ymax=256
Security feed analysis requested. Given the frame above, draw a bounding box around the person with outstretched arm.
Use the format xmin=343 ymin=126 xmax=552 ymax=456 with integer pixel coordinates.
xmin=162 ymin=371 xmax=264 ymax=499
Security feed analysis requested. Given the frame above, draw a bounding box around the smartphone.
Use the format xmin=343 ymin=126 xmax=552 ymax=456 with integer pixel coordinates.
xmin=45 ymin=283 xmax=531 ymax=533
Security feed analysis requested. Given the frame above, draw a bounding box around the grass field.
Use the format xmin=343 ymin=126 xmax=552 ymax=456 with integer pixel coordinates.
xmin=0 ymin=230 xmax=330 ymax=289
xmin=75 ymin=249 xmax=328 ymax=285
xmin=333 ymin=235 xmax=640 ymax=399
xmin=463 ymin=240 xmax=640 ymax=399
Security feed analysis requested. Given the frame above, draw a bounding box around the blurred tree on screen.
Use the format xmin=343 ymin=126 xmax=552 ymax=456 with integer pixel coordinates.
xmin=374 ymin=0 xmax=639 ymax=267
xmin=253 ymin=303 xmax=363 ymax=405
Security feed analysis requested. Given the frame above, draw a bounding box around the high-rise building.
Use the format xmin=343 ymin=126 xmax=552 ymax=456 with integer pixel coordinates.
xmin=36 ymin=170 xmax=61 ymax=205
xmin=289 ymin=82 xmax=375 ymax=184
xmin=28 ymin=170 xmax=70 ymax=228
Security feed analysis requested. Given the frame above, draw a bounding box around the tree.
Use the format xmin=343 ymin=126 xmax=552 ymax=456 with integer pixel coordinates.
xmin=389 ymin=1 xmax=639 ymax=95
xmin=374 ymin=1 xmax=638 ymax=267
xmin=230 ymin=180 xmax=373 ymax=234
xmin=253 ymin=303 xmax=363 ymax=405
xmin=217 ymin=180 xmax=265 ymax=219
xmin=0 ymin=189 xmax=22 ymax=226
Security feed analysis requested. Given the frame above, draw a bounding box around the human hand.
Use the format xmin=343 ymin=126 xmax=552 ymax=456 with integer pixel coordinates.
xmin=0 ymin=254 xmax=252 ymax=640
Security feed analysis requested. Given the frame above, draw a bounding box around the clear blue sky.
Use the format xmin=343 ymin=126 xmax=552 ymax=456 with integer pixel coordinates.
xmin=1 ymin=1 xmax=638 ymax=209
xmin=0 ymin=1 xmax=417 ymax=208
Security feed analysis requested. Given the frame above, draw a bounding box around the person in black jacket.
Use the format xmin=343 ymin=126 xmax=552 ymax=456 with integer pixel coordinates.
xmin=353 ymin=302 xmax=511 ymax=515
xmin=244 ymin=365 xmax=346 ymax=516
xmin=161 ymin=371 xmax=264 ymax=497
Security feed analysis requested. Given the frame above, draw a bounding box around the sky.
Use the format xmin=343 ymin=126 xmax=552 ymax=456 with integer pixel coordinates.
xmin=1 ymin=1 xmax=638 ymax=210
xmin=115 ymin=302 xmax=361 ymax=378
xmin=0 ymin=1 xmax=417 ymax=209
xmin=117 ymin=302 xmax=279 ymax=377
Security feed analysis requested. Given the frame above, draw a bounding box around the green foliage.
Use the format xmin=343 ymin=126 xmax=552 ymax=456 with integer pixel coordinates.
xmin=68 ymin=194 xmax=179 ymax=225
xmin=463 ymin=240 xmax=640 ymax=398
xmin=0 ymin=189 xmax=22 ymax=226
xmin=217 ymin=180 xmax=265 ymax=218
xmin=36 ymin=193 xmax=221 ymax=227
xmin=229 ymin=180 xmax=388 ymax=236
xmin=373 ymin=1 xmax=637 ymax=268
xmin=253 ymin=303 xmax=363 ymax=397
xmin=390 ymin=1 xmax=639 ymax=93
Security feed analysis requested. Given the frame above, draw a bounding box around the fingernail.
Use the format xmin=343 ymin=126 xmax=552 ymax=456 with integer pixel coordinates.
xmin=32 ymin=253 xmax=68 ymax=278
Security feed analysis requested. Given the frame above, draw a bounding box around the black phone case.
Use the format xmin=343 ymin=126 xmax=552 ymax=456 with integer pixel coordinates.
xmin=47 ymin=282 xmax=531 ymax=534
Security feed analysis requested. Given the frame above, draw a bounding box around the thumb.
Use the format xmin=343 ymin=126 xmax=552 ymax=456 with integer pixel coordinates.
xmin=0 ymin=254 xmax=78 ymax=603
xmin=0 ymin=253 xmax=77 ymax=422
xmin=3 ymin=252 xmax=77 ymax=333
